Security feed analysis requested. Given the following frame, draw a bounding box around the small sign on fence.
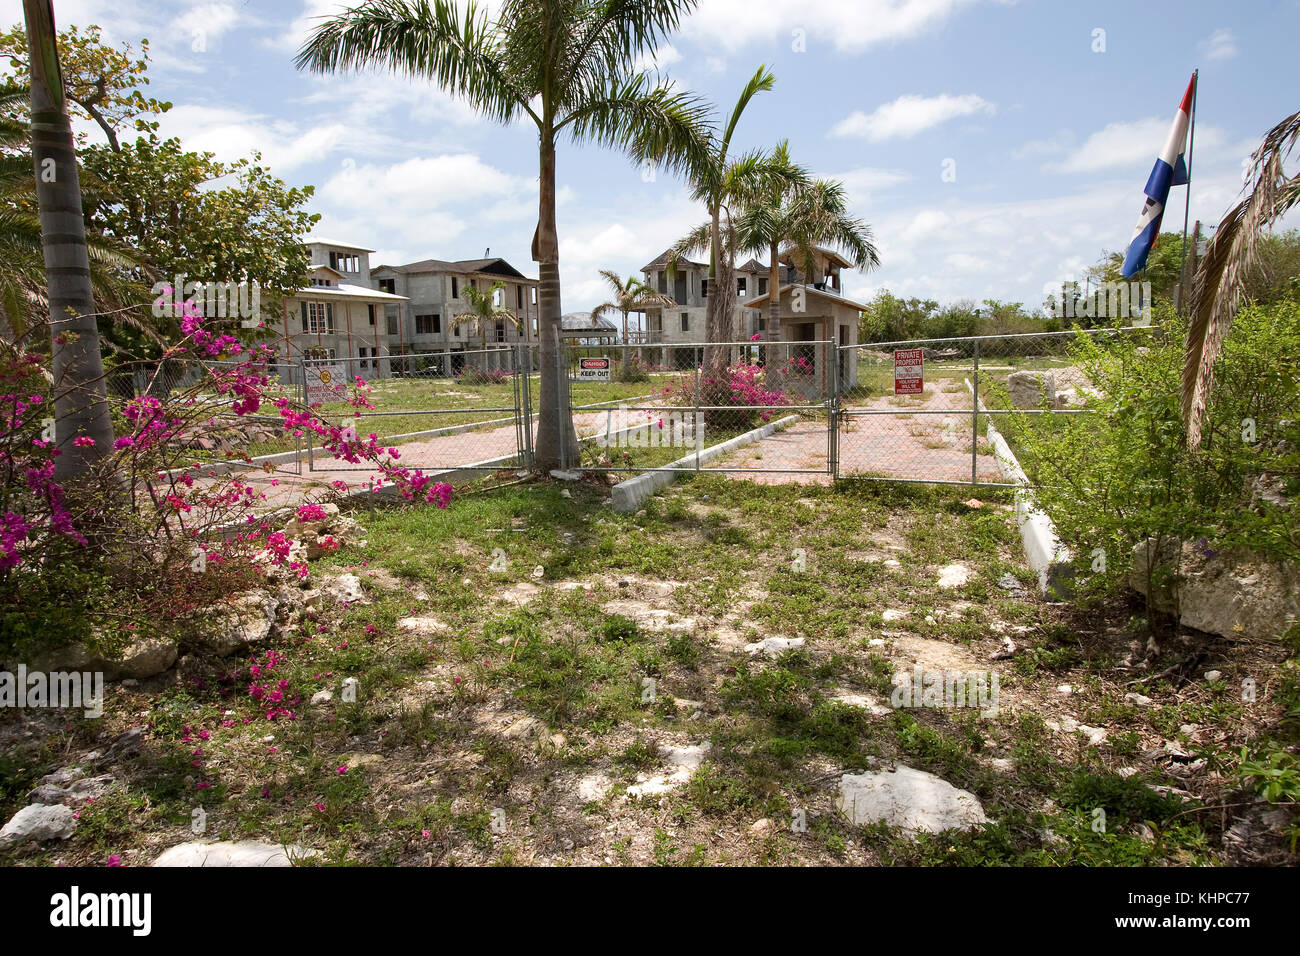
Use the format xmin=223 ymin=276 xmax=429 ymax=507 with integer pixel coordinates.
xmin=306 ymin=364 xmax=346 ymax=405
xmin=893 ymin=348 xmax=924 ymax=395
xmin=576 ymin=357 xmax=611 ymax=382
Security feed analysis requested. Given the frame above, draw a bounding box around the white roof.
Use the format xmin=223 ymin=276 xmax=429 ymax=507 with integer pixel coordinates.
xmin=306 ymin=237 xmax=376 ymax=252
xmin=295 ymin=282 xmax=408 ymax=302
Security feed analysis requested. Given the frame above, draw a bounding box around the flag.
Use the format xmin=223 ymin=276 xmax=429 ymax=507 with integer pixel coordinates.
xmin=1121 ymin=74 xmax=1196 ymax=277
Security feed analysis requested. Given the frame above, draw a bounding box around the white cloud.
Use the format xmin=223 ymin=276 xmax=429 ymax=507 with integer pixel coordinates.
xmin=1050 ymin=118 xmax=1226 ymax=175
xmin=831 ymin=93 xmax=994 ymax=142
xmin=683 ymin=0 xmax=981 ymax=54
xmin=170 ymin=3 xmax=240 ymax=45
xmin=155 ymin=104 xmax=357 ymax=172
xmin=633 ymin=44 xmax=682 ymax=74
xmin=1201 ymin=28 xmax=1238 ymax=61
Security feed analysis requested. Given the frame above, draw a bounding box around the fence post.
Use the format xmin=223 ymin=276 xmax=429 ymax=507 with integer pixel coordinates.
xmin=829 ymin=341 xmax=839 ymax=479
xmin=971 ymin=338 xmax=980 ymax=485
xmin=692 ymin=359 xmax=702 ymax=471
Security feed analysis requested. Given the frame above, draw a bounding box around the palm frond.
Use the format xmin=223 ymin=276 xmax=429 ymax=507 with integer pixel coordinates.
xmin=1184 ymin=108 xmax=1300 ymax=448
xmin=295 ymin=0 xmax=532 ymax=126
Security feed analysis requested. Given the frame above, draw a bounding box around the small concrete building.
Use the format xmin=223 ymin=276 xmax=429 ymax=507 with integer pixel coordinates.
xmin=743 ymin=248 xmax=867 ymax=393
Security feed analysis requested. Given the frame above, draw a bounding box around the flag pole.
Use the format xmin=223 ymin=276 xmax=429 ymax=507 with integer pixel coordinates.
xmin=1176 ymin=69 xmax=1199 ymax=313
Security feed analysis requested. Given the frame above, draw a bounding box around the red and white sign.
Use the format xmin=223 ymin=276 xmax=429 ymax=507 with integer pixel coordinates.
xmin=894 ymin=348 xmax=923 ymax=395
xmin=576 ymin=357 xmax=611 ymax=382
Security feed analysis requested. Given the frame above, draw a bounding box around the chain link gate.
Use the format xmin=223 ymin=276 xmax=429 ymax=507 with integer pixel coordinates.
xmin=562 ymin=341 xmax=836 ymax=476
xmin=833 ymin=327 xmax=1156 ymax=486
xmin=302 ymin=346 xmax=531 ymax=475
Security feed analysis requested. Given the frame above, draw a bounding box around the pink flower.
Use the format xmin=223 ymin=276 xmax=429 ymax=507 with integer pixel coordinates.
xmin=336 ymin=765 xmax=348 ymax=774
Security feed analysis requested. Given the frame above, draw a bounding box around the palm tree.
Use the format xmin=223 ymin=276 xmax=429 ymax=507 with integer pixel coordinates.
xmin=451 ymin=280 xmax=518 ymax=364
xmin=769 ymin=177 xmax=880 ymax=330
xmin=589 ymin=270 xmax=675 ymax=345
xmin=1184 ymin=107 xmax=1300 ymax=448
xmin=296 ymin=0 xmax=710 ymax=472
xmin=668 ymin=65 xmax=776 ymax=375
xmin=22 ymin=0 xmax=114 ymax=480
xmin=0 ymin=84 xmax=148 ymax=363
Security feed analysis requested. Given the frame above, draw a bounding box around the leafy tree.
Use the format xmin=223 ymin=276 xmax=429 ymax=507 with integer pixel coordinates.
xmin=80 ymin=133 xmax=319 ymax=348
xmin=0 ymin=21 xmax=169 ymax=150
xmin=296 ymin=0 xmax=710 ymax=472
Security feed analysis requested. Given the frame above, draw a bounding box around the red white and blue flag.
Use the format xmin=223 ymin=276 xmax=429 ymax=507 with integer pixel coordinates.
xmin=1121 ymin=74 xmax=1196 ymax=277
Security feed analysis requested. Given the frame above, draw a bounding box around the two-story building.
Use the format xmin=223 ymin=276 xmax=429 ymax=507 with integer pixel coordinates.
xmin=742 ymin=247 xmax=867 ymax=391
xmin=634 ymin=250 xmax=776 ymax=361
xmin=370 ymin=255 xmax=539 ymax=373
xmin=274 ymin=239 xmax=408 ymax=381
xmin=634 ymin=246 xmax=865 ymax=391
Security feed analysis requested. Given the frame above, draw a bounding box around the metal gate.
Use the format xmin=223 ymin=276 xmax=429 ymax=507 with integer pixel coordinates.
xmin=562 ymin=341 xmax=837 ymax=476
xmin=302 ymin=346 xmax=532 ymax=475
xmin=834 ymin=328 xmax=1152 ymax=486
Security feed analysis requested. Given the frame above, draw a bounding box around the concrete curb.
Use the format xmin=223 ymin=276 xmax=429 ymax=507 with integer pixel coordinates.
xmin=965 ymin=380 xmax=1074 ymax=598
xmin=609 ymin=414 xmax=801 ymax=513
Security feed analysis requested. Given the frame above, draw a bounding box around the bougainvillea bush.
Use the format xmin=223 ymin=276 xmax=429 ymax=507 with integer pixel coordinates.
xmin=654 ymin=358 xmax=794 ymax=431
xmin=0 ymin=294 xmax=451 ymax=656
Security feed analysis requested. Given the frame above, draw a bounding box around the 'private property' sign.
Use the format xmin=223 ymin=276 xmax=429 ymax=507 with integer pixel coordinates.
xmin=894 ymin=348 xmax=923 ymax=395
xmin=576 ymin=357 xmax=611 ymax=382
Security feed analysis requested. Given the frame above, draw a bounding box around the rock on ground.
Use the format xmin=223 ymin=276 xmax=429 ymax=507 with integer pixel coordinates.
xmin=836 ymin=765 xmax=988 ymax=834
xmin=743 ymin=637 xmax=805 ymax=658
xmin=0 ymin=804 xmax=77 ymax=845
xmin=152 ymin=840 xmax=317 ymax=867
xmin=1129 ymin=538 xmax=1300 ymax=641
xmin=936 ymin=564 xmax=973 ymax=588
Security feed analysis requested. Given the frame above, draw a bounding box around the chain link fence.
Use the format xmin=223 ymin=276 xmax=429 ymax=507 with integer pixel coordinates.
xmin=563 ymin=341 xmax=835 ymax=475
xmin=838 ymin=327 xmax=1158 ymax=486
xmin=301 ymin=346 xmax=530 ymax=474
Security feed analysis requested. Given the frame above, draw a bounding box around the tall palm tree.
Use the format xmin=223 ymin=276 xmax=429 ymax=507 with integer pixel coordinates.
xmin=1183 ymin=107 xmax=1300 ymax=449
xmin=296 ymin=0 xmax=710 ymax=471
xmin=0 ymin=84 xmax=148 ymax=361
xmin=668 ymin=65 xmax=775 ymax=376
xmin=730 ymin=140 xmax=807 ymax=343
xmin=451 ymin=280 xmax=518 ymax=363
xmin=23 ymin=0 xmax=114 ymax=480
xmin=589 ymin=270 xmax=675 ymax=344
xmin=772 ymin=176 xmax=880 ymax=319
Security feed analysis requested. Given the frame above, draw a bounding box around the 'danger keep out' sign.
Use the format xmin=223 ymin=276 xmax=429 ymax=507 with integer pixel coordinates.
xmin=894 ymin=348 xmax=923 ymax=395
xmin=576 ymin=357 xmax=611 ymax=382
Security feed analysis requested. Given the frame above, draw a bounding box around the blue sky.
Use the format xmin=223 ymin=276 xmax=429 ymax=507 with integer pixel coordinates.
xmin=6 ymin=0 xmax=1299 ymax=312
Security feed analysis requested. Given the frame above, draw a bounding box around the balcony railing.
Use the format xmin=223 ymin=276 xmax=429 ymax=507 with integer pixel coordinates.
xmin=624 ymin=330 xmax=663 ymax=344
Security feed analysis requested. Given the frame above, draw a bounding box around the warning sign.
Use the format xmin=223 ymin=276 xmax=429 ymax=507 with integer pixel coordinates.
xmin=306 ymin=364 xmax=346 ymax=404
xmin=894 ymin=348 xmax=923 ymax=395
xmin=576 ymin=357 xmax=611 ymax=382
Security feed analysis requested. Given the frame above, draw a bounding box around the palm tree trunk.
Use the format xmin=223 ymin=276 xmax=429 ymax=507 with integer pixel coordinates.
xmin=533 ymin=132 xmax=577 ymax=471
xmin=24 ymin=0 xmax=114 ymax=482
xmin=703 ymin=203 xmax=723 ymax=376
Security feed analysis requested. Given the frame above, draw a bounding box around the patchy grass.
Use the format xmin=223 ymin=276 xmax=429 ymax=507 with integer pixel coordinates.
xmin=1 ymin=475 xmax=1292 ymax=867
